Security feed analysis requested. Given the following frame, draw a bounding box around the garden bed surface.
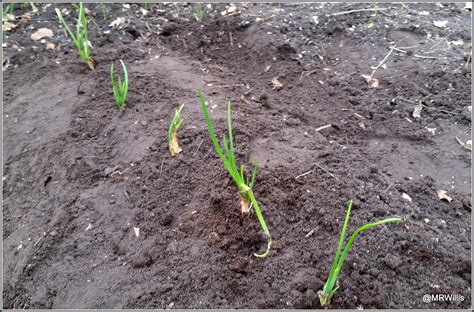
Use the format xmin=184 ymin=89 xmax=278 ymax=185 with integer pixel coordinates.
xmin=3 ymin=3 xmax=472 ymax=309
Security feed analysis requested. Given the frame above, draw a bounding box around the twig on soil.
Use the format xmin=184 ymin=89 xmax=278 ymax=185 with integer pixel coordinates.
xmin=215 ymin=83 xmax=245 ymax=88
xmin=331 ymin=7 xmax=387 ymax=16
xmin=33 ymin=232 xmax=47 ymax=247
xmin=399 ymin=3 xmax=409 ymax=9
xmin=391 ymin=46 xmax=408 ymax=54
xmin=315 ymin=124 xmax=332 ymax=132
xmin=370 ymin=47 xmax=394 ymax=78
xmin=413 ymin=54 xmax=438 ymax=60
xmin=299 ymin=68 xmax=319 ymax=81
xmin=89 ymin=17 xmax=101 ymax=31
xmin=314 ymin=162 xmax=340 ymax=181
xmin=465 ymin=53 xmax=471 ymax=69
xmin=354 ymin=113 xmax=367 ymax=120
xmin=421 ymin=105 xmax=457 ymax=115
xmin=241 ymin=95 xmax=251 ymax=105
xmin=295 ymin=170 xmax=313 ymax=180
xmin=194 ymin=139 xmax=204 ymax=154
xmin=381 ymin=182 xmax=394 ymax=194
xmin=33 ymin=224 xmax=55 ymax=247
xmin=295 ymin=162 xmax=340 ymax=181
xmin=412 ymin=220 xmax=441 ymax=234
xmin=305 ymin=228 xmax=317 ymax=237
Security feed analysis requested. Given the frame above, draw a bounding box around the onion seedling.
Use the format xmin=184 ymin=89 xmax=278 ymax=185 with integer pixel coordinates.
xmin=193 ymin=5 xmax=207 ymax=21
xmin=318 ymin=199 xmax=401 ymax=306
xmin=55 ymin=3 xmax=94 ymax=69
xmin=110 ymin=60 xmax=129 ymax=110
xmin=168 ymin=104 xmax=184 ymax=156
xmin=198 ymin=91 xmax=271 ymax=258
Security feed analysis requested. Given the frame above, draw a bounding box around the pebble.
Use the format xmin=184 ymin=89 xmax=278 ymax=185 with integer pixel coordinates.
xmin=432 ymin=219 xmax=447 ymax=229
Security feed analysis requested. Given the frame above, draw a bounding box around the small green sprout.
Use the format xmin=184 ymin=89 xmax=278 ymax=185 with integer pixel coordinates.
xmin=199 ymin=91 xmax=271 ymax=258
xmin=100 ymin=5 xmax=110 ymax=21
xmin=319 ymin=199 xmax=401 ymax=306
xmin=168 ymin=104 xmax=184 ymax=157
xmin=110 ymin=60 xmax=129 ymax=110
xmin=193 ymin=5 xmax=207 ymax=21
xmin=55 ymin=3 xmax=94 ymax=69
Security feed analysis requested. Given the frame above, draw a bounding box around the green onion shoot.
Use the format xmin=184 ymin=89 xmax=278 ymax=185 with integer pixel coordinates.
xmin=199 ymin=90 xmax=271 ymax=258
xmin=318 ymin=199 xmax=401 ymax=306
xmin=110 ymin=59 xmax=129 ymax=110
xmin=55 ymin=3 xmax=94 ymax=70
xmin=168 ymin=104 xmax=184 ymax=156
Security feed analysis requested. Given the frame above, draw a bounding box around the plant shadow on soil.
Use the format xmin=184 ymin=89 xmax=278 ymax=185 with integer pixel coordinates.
xmin=3 ymin=3 xmax=471 ymax=309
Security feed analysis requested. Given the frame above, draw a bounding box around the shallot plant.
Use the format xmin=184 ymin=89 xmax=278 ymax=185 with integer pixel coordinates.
xmin=55 ymin=3 xmax=94 ymax=69
xmin=110 ymin=60 xmax=129 ymax=110
xmin=198 ymin=91 xmax=271 ymax=258
xmin=168 ymin=104 xmax=184 ymax=156
xmin=318 ymin=199 xmax=401 ymax=306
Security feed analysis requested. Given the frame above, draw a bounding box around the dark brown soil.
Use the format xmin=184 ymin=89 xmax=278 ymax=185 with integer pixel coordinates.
xmin=3 ymin=3 xmax=471 ymax=309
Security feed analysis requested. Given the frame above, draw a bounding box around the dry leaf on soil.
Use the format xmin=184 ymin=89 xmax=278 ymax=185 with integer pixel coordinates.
xmin=361 ymin=74 xmax=379 ymax=88
xmin=221 ymin=6 xmax=238 ymax=16
xmin=436 ymin=190 xmax=453 ymax=202
xmin=433 ymin=20 xmax=448 ymax=28
xmin=31 ymin=28 xmax=53 ymax=41
xmin=61 ymin=8 xmax=70 ymax=15
xmin=271 ymin=77 xmax=283 ymax=90
xmin=109 ymin=17 xmax=127 ymax=29
xmin=412 ymin=103 xmax=423 ymax=118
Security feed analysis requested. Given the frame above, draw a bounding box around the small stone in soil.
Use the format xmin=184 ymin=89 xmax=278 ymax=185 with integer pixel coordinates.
xmin=49 ymin=230 xmax=59 ymax=237
xmin=159 ymin=214 xmax=173 ymax=226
